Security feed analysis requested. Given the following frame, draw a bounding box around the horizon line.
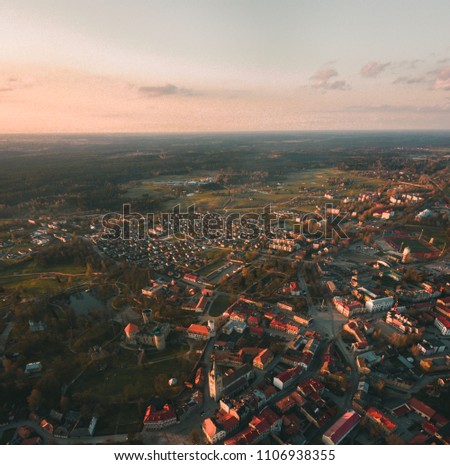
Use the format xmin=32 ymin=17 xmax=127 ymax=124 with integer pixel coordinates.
xmin=1 ymin=128 xmax=450 ymax=137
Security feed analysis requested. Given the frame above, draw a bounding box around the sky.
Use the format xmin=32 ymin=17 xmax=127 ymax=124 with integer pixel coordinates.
xmin=1 ymin=0 xmax=450 ymax=133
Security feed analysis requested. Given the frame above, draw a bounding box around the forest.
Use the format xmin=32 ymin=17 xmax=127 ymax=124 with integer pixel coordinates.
xmin=1 ymin=131 xmax=448 ymax=217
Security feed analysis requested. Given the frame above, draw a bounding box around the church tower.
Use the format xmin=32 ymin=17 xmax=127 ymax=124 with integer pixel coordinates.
xmin=208 ymin=358 xmax=223 ymax=402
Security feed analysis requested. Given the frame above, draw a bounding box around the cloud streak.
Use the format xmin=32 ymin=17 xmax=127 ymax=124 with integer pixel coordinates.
xmin=310 ymin=68 xmax=350 ymax=91
xmin=436 ymin=57 xmax=450 ymax=65
xmin=393 ymin=75 xmax=427 ymax=85
xmin=391 ymin=65 xmax=450 ymax=90
xmin=138 ymin=84 xmax=195 ymax=97
xmin=360 ymin=61 xmax=390 ymax=78
xmin=432 ymin=66 xmax=450 ymax=91
xmin=395 ymin=59 xmax=424 ymax=70
xmin=346 ymin=103 xmax=450 ymax=113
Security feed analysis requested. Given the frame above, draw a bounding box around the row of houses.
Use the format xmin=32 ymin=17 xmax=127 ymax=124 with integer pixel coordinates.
xmin=385 ymin=309 xmax=423 ymax=335
xmin=221 ymin=377 xmax=330 ymax=445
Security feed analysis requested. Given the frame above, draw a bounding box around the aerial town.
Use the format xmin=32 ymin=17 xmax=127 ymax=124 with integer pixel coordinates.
xmin=0 ymin=133 xmax=450 ymax=446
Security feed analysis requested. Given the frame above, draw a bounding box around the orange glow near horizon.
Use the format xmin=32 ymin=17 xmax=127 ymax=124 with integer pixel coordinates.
xmin=1 ymin=2 xmax=450 ymax=132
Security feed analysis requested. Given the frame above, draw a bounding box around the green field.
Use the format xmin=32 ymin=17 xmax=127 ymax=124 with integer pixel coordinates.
xmin=247 ymin=272 xmax=286 ymax=297
xmin=402 ymin=224 xmax=448 ymax=247
xmin=7 ymin=323 xmax=78 ymax=368
xmin=123 ymin=174 xmax=229 ymax=211
xmin=123 ymin=167 xmax=387 ymax=213
xmin=388 ymin=237 xmax=436 ymax=254
xmin=0 ymin=258 xmax=87 ymax=295
xmin=94 ymin=403 xmax=144 ymax=436
xmin=71 ymin=344 xmax=195 ymax=404
xmin=198 ymin=259 xmax=227 ymax=277
xmin=209 ymin=294 xmax=234 ymax=316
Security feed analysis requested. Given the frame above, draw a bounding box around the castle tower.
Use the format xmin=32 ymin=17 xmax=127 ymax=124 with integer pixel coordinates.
xmin=208 ymin=358 xmax=223 ymax=402
xmin=154 ymin=331 xmax=166 ymax=351
xmin=402 ymin=246 xmax=411 ymax=263
xmin=207 ymin=319 xmax=215 ymax=337
xmin=142 ymin=308 xmax=153 ymax=324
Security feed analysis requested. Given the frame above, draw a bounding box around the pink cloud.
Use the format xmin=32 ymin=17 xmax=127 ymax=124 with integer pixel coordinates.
xmin=310 ymin=68 xmax=338 ymax=82
xmin=360 ymin=61 xmax=391 ymax=78
xmin=432 ymin=66 xmax=450 ymax=90
xmin=310 ymin=68 xmax=350 ymax=91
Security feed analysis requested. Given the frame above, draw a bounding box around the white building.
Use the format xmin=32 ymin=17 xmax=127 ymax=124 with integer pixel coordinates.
xmin=357 ymin=288 xmax=394 ymax=312
xmin=222 ymin=320 xmax=247 ymax=334
xmin=365 ymin=296 xmax=394 ymax=312
xmin=25 ymin=362 xmax=42 ymax=375
xmin=434 ymin=316 xmax=450 ymax=336
xmin=273 ymin=366 xmax=302 ymax=390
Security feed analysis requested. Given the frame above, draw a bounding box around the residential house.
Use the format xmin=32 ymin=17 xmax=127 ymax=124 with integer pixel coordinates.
xmin=434 ymin=315 xmax=450 ymax=336
xmin=322 ymin=410 xmax=361 ymax=445
xmin=273 ymin=366 xmax=302 ymax=390
xmin=253 ymin=349 xmax=274 ymax=370
xmin=143 ymin=402 xmax=177 ymax=430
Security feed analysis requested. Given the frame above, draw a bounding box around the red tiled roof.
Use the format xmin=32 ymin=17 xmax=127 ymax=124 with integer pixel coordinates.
xmin=291 ymin=391 xmax=307 ymax=407
xmin=249 ymin=325 xmax=264 ymax=335
xmin=187 ymin=324 xmax=210 ymax=336
xmin=228 ymin=426 xmax=260 ymax=445
xmin=392 ymin=404 xmax=411 ymax=417
xmin=297 ymin=377 xmax=323 ymax=396
xmin=40 ymin=419 xmax=54 ymax=434
xmin=202 ymin=418 xmax=218 ymax=438
xmin=309 ymin=377 xmax=325 ymax=392
xmin=408 ymin=433 xmax=429 ymax=445
xmin=259 ymin=407 xmax=280 ymax=426
xmin=124 ymin=323 xmax=139 ymax=336
xmin=283 ymin=412 xmax=302 ymax=428
xmin=263 ymin=385 xmax=277 ymax=399
xmin=221 ymin=414 xmax=239 ymax=432
xmin=409 ymin=397 xmax=436 ymax=419
xmin=276 ymin=395 xmax=297 ymax=412
xmin=422 ymin=421 xmax=438 ymax=436
xmin=298 ymin=351 xmax=313 ymax=366
xmin=366 ymin=407 xmax=397 ymax=432
xmin=436 ymin=315 xmax=450 ymax=329
xmin=310 ymin=391 xmax=325 ymax=406
xmin=431 ymin=413 xmax=449 ymax=428
xmin=275 ymin=366 xmax=302 ymax=384
xmin=224 ymin=436 xmax=244 ymax=445
xmin=435 ymin=304 xmax=450 ymax=317
xmin=242 ymin=426 xmax=259 ymax=443
xmin=184 ymin=273 xmax=197 ymax=281
xmin=254 ymin=348 xmax=273 ymax=365
xmin=230 ymin=311 xmax=246 ymax=321
xmin=195 ymin=295 xmax=208 ymax=310
xmin=249 ymin=417 xmax=270 ymax=435
xmin=323 ymin=411 xmax=361 ymax=444
xmin=144 ymin=403 xmax=176 ymax=424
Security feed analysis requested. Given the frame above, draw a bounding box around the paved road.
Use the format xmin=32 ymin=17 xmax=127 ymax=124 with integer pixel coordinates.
xmin=0 ymin=322 xmax=13 ymax=354
xmin=303 ymin=269 xmax=360 ymax=416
